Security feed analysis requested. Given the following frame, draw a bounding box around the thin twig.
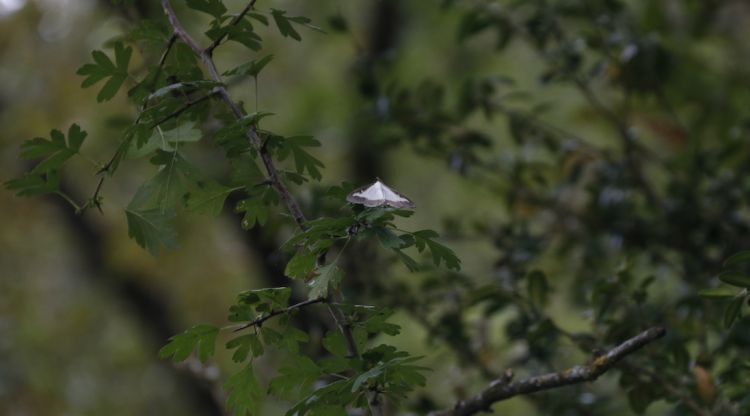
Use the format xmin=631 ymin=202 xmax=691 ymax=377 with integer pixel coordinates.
xmin=149 ymin=93 xmax=216 ymax=128
xmin=233 ymin=297 xmax=325 ymax=332
xmin=428 ymin=326 xmax=666 ymax=416
xmin=150 ymin=33 xmax=178 ymax=92
xmin=205 ymin=0 xmax=259 ymax=56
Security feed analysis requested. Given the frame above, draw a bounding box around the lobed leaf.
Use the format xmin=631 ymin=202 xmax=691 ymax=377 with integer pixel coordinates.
xmin=158 ymin=324 xmax=219 ymax=363
xmin=225 ymin=365 xmax=262 ymax=416
xmin=20 ymin=124 xmax=87 ymax=174
xmin=185 ymin=181 xmax=237 ymax=216
xmin=308 ymin=264 xmax=344 ymax=300
xmin=76 ymin=41 xmax=132 ymax=102
xmin=125 ymin=208 xmax=178 ymax=256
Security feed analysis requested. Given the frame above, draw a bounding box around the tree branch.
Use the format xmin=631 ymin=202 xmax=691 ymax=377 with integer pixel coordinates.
xmin=429 ymin=326 xmax=666 ymax=416
xmin=161 ymin=0 xmax=307 ymax=229
xmin=232 ymin=297 xmax=325 ymax=332
xmin=160 ymin=2 xmax=375 ymax=412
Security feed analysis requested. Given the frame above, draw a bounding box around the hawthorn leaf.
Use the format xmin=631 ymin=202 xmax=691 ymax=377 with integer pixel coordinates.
xmin=285 ymin=250 xmax=317 ymax=279
xmin=125 ymin=208 xmax=178 ymax=256
xmin=185 ymin=181 xmax=238 ymax=216
xmin=225 ymin=364 xmax=262 ymax=416
xmin=158 ymin=324 xmax=219 ymax=363
xmin=20 ymin=124 xmax=87 ymax=174
xmin=4 ymin=170 xmax=60 ymax=197
xmin=224 ymin=55 xmax=274 ymax=78
xmin=226 ymin=334 xmax=264 ymax=363
xmin=269 ymin=356 xmax=322 ymax=399
xmin=308 ymin=264 xmax=344 ymax=299
xmin=76 ymin=41 xmax=132 ymax=102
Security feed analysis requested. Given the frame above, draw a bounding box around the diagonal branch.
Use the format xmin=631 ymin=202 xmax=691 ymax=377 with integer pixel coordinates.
xmin=161 ymin=0 xmax=307 ymax=229
xmin=428 ymin=326 xmax=666 ymax=416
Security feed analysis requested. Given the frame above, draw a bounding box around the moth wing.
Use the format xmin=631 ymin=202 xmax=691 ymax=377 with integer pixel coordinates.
xmin=347 ymin=182 xmax=385 ymax=207
xmin=381 ymin=184 xmax=416 ymax=209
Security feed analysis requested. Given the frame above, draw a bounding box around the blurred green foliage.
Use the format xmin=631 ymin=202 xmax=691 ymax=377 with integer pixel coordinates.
xmin=3 ymin=0 xmax=750 ymax=415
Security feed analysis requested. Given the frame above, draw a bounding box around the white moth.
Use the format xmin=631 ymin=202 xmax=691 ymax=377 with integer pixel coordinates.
xmin=346 ymin=178 xmax=416 ymax=209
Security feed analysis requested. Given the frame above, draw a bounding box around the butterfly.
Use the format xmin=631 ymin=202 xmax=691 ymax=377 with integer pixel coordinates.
xmin=346 ymin=178 xmax=416 ymax=209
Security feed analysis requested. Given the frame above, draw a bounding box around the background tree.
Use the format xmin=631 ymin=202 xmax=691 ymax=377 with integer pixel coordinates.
xmin=2 ymin=0 xmax=750 ymax=415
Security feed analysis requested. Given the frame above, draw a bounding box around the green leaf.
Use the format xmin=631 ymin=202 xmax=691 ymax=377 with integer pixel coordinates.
xmin=237 ymin=287 xmax=292 ymax=312
xmin=269 ymin=356 xmax=322 ymax=399
xmin=281 ymin=216 xmax=355 ymax=251
xmin=158 ymin=324 xmax=219 ymax=363
xmin=359 ymin=307 xmax=401 ymax=336
xmin=287 ymin=379 xmax=355 ymax=416
xmin=236 ymin=196 xmax=270 ymax=230
xmin=322 ymin=330 xmax=349 ymax=357
xmin=76 ymin=41 xmax=132 ymax=102
xmin=724 ymin=250 xmax=750 ymax=267
xmin=718 ymin=271 xmax=750 ymax=288
xmin=308 ymin=264 xmax=344 ymax=299
xmin=224 ymin=55 xmax=274 ymax=78
xmin=698 ymin=286 xmax=739 ymax=299
xmin=225 ymin=364 xmax=262 ymax=416
xmin=375 ymin=227 xmax=404 ymax=249
xmin=352 ymin=366 xmax=382 ymax=393
xmin=271 ymin=9 xmax=302 ymax=41
xmin=276 ymin=136 xmax=324 ymax=181
xmin=20 ymin=124 xmax=87 ymax=174
xmin=285 ymin=250 xmax=317 ymax=279
xmin=394 ymin=249 xmax=420 ymax=272
xmin=226 ymin=334 xmax=264 ymax=363
xmin=159 ymin=123 xmax=203 ymax=142
xmin=270 ymin=9 xmax=323 ymax=42
xmin=527 ymin=270 xmax=549 ymax=308
xmin=185 ymin=181 xmax=237 ymax=216
xmin=125 ymin=208 xmax=178 ymax=256
xmin=230 ymin=154 xmax=265 ymax=186
xmin=128 ymin=150 xmax=200 ymax=213
xmin=128 ymin=123 xmax=203 ymax=159
xmin=185 ymin=0 xmax=226 ymax=18
xmin=5 ymin=171 xmax=60 ymax=197
xmin=412 ymin=230 xmax=461 ymax=270
xmin=724 ymin=295 xmax=744 ymax=328
xmin=228 ymin=303 xmax=254 ymax=322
